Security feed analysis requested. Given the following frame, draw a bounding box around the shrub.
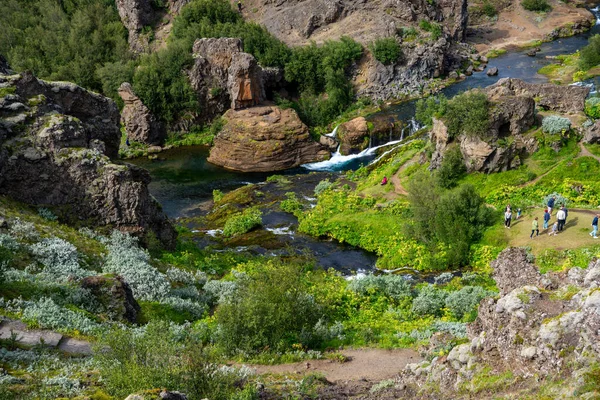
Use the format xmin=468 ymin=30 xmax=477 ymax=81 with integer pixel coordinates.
xmin=436 ymin=145 xmax=466 ymax=189
xmin=348 ymin=274 xmax=412 ymax=300
xmin=280 ymin=192 xmax=304 ymax=216
xmin=418 ymin=19 xmax=442 ymax=40
xmin=444 ymin=91 xmax=490 ymax=139
xmin=431 ymin=321 xmax=467 ymax=338
xmin=314 ymin=179 xmax=333 ymax=195
xmin=415 ymin=94 xmax=448 ymax=127
xmin=213 ymin=189 xmax=224 ymax=203
xmin=542 ymin=192 xmax=569 ymax=207
xmin=482 ymin=2 xmax=497 ymax=18
xmin=542 ymin=115 xmax=571 ymax=135
xmin=521 ymin=0 xmax=551 ymax=12
xmin=369 ymin=37 xmax=402 ymax=65
xmin=222 ymin=208 xmax=262 ymax=237
xmin=445 ymin=286 xmax=492 ymax=319
xmin=215 ymin=262 xmax=326 ymax=354
xmin=580 ymin=35 xmax=600 ymax=71
xmin=411 ymin=284 xmax=447 ymax=316
xmin=20 ymin=297 xmax=101 ymax=334
xmin=30 ymin=237 xmax=91 ymax=281
xmin=37 ymin=208 xmax=57 ymax=221
xmin=585 ymin=97 xmax=600 ymax=119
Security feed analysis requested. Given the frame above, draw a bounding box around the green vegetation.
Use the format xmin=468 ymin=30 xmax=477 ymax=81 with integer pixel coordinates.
xmin=521 ymin=0 xmax=551 ymax=12
xmin=436 ymin=145 xmax=466 ymax=189
xmin=485 ymin=48 xmax=507 ymax=59
xmin=541 ymin=115 xmax=571 ymax=135
xmin=222 ymin=208 xmax=263 ymax=237
xmin=580 ymin=34 xmax=600 ymax=71
xmin=419 ymin=19 xmax=442 ymax=41
xmin=369 ymin=37 xmax=402 ymax=65
xmin=415 ymin=94 xmax=447 ymax=127
xmin=482 ymin=2 xmax=497 ymax=18
xmin=585 ymin=97 xmax=600 ymax=119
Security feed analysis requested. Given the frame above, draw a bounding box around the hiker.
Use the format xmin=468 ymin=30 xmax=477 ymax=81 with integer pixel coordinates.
xmin=126 ymin=138 xmax=130 ymax=147
xmin=564 ymin=205 xmax=569 ymax=223
xmin=530 ymin=217 xmax=539 ymax=238
xmin=504 ymin=208 xmax=512 ymax=228
xmin=237 ymin=0 xmax=242 ymax=11
xmin=591 ymin=213 xmax=599 ymax=239
xmin=548 ymin=221 xmax=559 ymax=236
xmin=556 ymin=206 xmax=566 ymax=231
xmin=381 ymin=176 xmax=388 ymax=185
xmin=505 ymin=204 xmax=511 ymax=213
xmin=543 ymin=208 xmax=550 ymax=230
xmin=547 ymin=196 xmax=556 ymax=215
xmin=516 ymin=208 xmax=522 ymax=220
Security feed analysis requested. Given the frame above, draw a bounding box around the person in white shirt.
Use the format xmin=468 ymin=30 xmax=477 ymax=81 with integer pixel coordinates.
xmin=556 ymin=206 xmax=566 ymax=231
xmin=504 ymin=209 xmax=512 ymax=228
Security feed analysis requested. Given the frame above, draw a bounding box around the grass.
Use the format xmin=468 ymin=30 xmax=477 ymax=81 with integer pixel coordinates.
xmin=585 ymin=143 xmax=600 ymax=158
xmin=485 ymin=48 xmax=507 ymax=59
xmin=538 ymin=52 xmax=600 ymax=84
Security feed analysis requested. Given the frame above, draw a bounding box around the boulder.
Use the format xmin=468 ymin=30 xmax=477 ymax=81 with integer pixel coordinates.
xmin=488 ymin=78 xmax=590 ymax=113
xmin=583 ymin=120 xmax=600 ymax=144
xmin=490 ymin=248 xmax=548 ymax=295
xmin=0 ymin=67 xmax=176 ymax=248
xmin=319 ymin=135 xmax=339 ymax=152
xmin=207 ymin=106 xmax=329 ymax=172
xmin=80 ymin=275 xmax=140 ymax=322
xmin=188 ymin=38 xmax=265 ymax=124
xmin=337 ymin=117 xmax=370 ymax=155
xmin=486 ymin=67 xmax=498 ymax=76
xmin=118 ymin=83 xmax=166 ymax=146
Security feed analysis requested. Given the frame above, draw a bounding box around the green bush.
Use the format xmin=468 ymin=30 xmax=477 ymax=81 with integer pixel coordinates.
xmin=314 ymin=179 xmax=333 ymax=195
xmin=418 ymin=19 xmax=442 ymax=40
xmin=213 ymin=189 xmax=224 ymax=203
xmin=580 ymin=35 xmax=600 ymax=71
xmin=215 ymin=262 xmax=327 ymax=354
xmin=369 ymin=37 xmax=402 ymax=65
xmin=222 ymin=208 xmax=262 ymax=237
xmin=445 ymin=286 xmax=492 ymax=319
xmin=542 ymin=115 xmax=571 ymax=135
xmin=280 ymin=192 xmax=304 ymax=216
xmin=436 ymin=145 xmax=466 ymax=189
xmin=348 ymin=274 xmax=412 ymax=300
xmin=444 ymin=91 xmax=490 ymax=139
xmin=411 ymin=284 xmax=447 ymax=316
xmin=521 ymin=0 xmax=551 ymax=12
xmin=415 ymin=94 xmax=448 ymax=127
xmin=482 ymin=2 xmax=497 ymax=18
xmin=585 ymin=97 xmax=600 ymax=118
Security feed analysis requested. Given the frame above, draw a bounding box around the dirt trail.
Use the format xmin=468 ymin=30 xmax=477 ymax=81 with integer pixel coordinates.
xmin=579 ymin=142 xmax=600 ymax=162
xmin=388 ymin=154 xmax=421 ymax=198
xmin=252 ymin=348 xmax=421 ymax=382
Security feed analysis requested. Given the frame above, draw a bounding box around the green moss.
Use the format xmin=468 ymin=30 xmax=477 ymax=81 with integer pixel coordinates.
xmin=0 ymin=86 xmax=16 ymax=97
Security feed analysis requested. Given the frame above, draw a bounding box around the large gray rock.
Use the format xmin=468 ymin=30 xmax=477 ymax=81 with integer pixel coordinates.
xmin=118 ymin=83 xmax=166 ymax=145
xmin=0 ymin=68 xmax=176 ymax=248
xmin=583 ymin=119 xmax=600 ymax=144
xmin=188 ymin=38 xmax=265 ymax=123
xmin=487 ymin=78 xmax=590 ymax=113
xmin=115 ymin=0 xmax=157 ymax=53
xmin=490 ymin=248 xmax=548 ymax=295
xmin=80 ymin=275 xmax=141 ymax=323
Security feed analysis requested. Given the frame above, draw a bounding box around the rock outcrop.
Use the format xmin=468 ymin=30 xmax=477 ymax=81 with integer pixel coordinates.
xmin=401 ymin=250 xmax=600 ymax=396
xmin=583 ymin=120 xmax=600 ymax=144
xmin=338 ymin=117 xmax=370 ymax=155
xmin=0 ymin=55 xmax=11 ymax=75
xmin=487 ymin=78 xmax=590 ymax=114
xmin=115 ymin=0 xmax=158 ymax=53
xmin=0 ymin=68 xmax=176 ymax=248
xmin=118 ymin=83 xmax=166 ymax=145
xmin=188 ymin=38 xmax=265 ymax=123
xmin=207 ymin=106 xmax=329 ymax=172
xmin=81 ymin=275 xmax=141 ymax=323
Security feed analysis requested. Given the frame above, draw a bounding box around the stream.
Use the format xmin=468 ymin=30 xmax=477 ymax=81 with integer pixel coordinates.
xmin=131 ymin=8 xmax=600 ymax=275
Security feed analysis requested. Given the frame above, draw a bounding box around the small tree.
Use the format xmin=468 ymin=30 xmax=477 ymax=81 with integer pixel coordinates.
xmin=580 ymin=35 xmax=600 ymax=71
xmin=521 ymin=0 xmax=551 ymax=12
xmin=444 ymin=91 xmax=490 ymax=139
xmin=436 ymin=145 xmax=466 ymax=189
xmin=369 ymin=37 xmax=402 ymax=65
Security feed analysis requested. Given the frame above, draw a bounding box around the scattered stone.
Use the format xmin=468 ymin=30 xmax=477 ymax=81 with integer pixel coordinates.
xmin=486 ymin=67 xmax=499 ymax=76
xmin=465 ymin=65 xmax=474 ymax=76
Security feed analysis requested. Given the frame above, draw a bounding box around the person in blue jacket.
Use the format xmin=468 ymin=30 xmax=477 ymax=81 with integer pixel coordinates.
xmin=591 ymin=214 xmax=599 ymax=239
xmin=547 ymin=196 xmax=556 ymax=215
xmin=543 ymin=208 xmax=551 ymax=230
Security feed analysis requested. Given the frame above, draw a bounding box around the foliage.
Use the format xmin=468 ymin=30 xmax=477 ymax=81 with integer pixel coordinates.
xmin=222 ymin=208 xmax=263 ymax=237
xmin=436 ymin=146 xmax=466 ymax=189
xmin=369 ymin=37 xmax=402 ymax=65
xmin=280 ymin=192 xmax=304 ymax=217
xmin=418 ymin=19 xmax=442 ymax=40
xmin=444 ymin=91 xmax=490 ymax=139
xmin=445 ymin=286 xmax=493 ymax=320
xmin=96 ymin=321 xmax=253 ymax=399
xmin=37 ymin=208 xmax=58 ymax=221
xmin=30 ymin=237 xmax=91 ymax=281
xmin=17 ymin=297 xmax=101 ymax=335
xmin=348 ymin=274 xmax=412 ymax=300
xmin=521 ymin=0 xmax=551 ymax=12
xmin=214 ymin=261 xmax=327 ymax=354
xmin=482 ymin=2 xmax=497 ymax=18
xmin=585 ymin=97 xmax=600 ymax=119
xmin=0 ymin=0 xmax=130 ymax=92
xmin=542 ymin=115 xmax=571 ymax=135
xmin=411 ymin=285 xmax=447 ymax=317
xmin=314 ymin=179 xmax=333 ymax=195
xmin=213 ymin=189 xmax=224 ymax=203
xmin=415 ymin=94 xmax=448 ymax=127
xmin=580 ymin=35 xmax=600 ymax=71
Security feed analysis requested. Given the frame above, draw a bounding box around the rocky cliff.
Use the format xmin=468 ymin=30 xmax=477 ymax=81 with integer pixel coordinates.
xmin=430 ymin=78 xmax=589 ymax=173
xmin=207 ymin=105 xmax=329 ymax=172
xmin=188 ymin=38 xmax=265 ymax=123
xmin=118 ymin=82 xmax=166 ymax=145
xmin=0 ymin=66 xmax=176 ymax=248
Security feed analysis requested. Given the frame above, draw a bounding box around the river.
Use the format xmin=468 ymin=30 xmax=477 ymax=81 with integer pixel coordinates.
xmin=130 ymin=9 xmax=600 ymax=273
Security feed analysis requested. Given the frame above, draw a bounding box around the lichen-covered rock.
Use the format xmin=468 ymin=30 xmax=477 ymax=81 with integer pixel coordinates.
xmin=338 ymin=117 xmax=369 ymax=155
xmin=490 ymin=248 xmax=547 ymax=295
xmin=487 ymin=78 xmax=590 ymax=113
xmin=583 ymin=119 xmax=600 ymax=144
xmin=207 ymin=106 xmax=329 ymax=172
xmin=80 ymin=275 xmax=140 ymax=322
xmin=188 ymin=38 xmax=265 ymax=123
xmin=118 ymin=82 xmax=166 ymax=145
xmin=0 ymin=67 xmax=176 ymax=248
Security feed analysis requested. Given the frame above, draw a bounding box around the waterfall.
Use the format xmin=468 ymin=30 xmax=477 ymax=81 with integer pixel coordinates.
xmin=368 ymin=134 xmax=372 ymax=149
xmin=326 ymin=125 xmax=339 ymax=138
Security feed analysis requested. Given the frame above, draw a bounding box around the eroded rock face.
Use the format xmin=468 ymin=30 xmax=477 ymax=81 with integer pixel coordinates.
xmin=188 ymin=38 xmax=265 ymax=123
xmin=81 ymin=275 xmax=141 ymax=323
xmin=488 ymin=78 xmax=590 ymax=113
xmin=118 ymin=82 xmax=166 ymax=145
xmin=0 ymin=68 xmax=176 ymax=248
xmin=583 ymin=119 xmax=600 ymax=144
xmin=115 ymin=0 xmax=157 ymax=53
xmin=338 ymin=117 xmax=369 ymax=155
xmin=207 ymin=105 xmax=329 ymax=172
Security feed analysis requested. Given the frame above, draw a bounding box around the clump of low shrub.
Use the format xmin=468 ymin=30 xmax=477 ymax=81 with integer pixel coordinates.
xmin=415 ymin=94 xmax=448 ymax=127
xmin=482 ymin=2 xmax=497 ymax=18
xmin=38 ymin=208 xmax=58 ymax=221
xmin=280 ymin=192 xmax=304 ymax=216
xmin=521 ymin=0 xmax=551 ymax=12
xmin=445 ymin=286 xmax=493 ymax=320
xmin=585 ymin=97 xmax=600 ymax=119
xmin=419 ymin=19 xmax=442 ymax=40
xmin=314 ymin=179 xmax=333 ymax=195
xmin=213 ymin=189 xmax=224 ymax=203
xmin=542 ymin=115 xmax=571 ymax=135
xmin=580 ymin=35 xmax=600 ymax=71
xmin=222 ymin=208 xmax=262 ymax=237
xmin=444 ymin=91 xmax=490 ymax=139
xmin=411 ymin=284 xmax=448 ymax=316
xmin=30 ymin=237 xmax=91 ymax=281
xmin=348 ymin=274 xmax=412 ymax=300
xmin=369 ymin=37 xmax=402 ymax=65
xmin=436 ymin=145 xmax=466 ymax=189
